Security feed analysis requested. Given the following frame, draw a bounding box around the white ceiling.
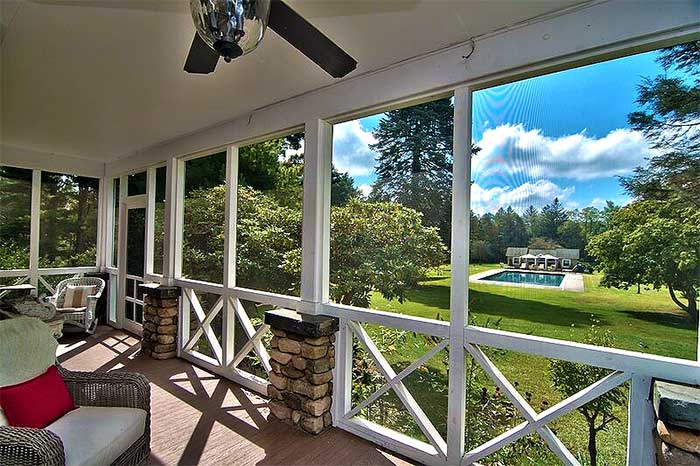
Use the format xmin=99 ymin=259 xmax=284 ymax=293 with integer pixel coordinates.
xmin=1 ymin=0 xmax=582 ymax=163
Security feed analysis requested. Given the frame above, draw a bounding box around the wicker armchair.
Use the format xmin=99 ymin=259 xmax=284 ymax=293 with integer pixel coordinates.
xmin=49 ymin=277 xmax=105 ymax=334
xmin=0 ymin=366 xmax=150 ymax=466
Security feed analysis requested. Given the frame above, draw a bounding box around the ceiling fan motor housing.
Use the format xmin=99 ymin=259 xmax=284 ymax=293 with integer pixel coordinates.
xmin=185 ymin=0 xmax=357 ymax=77
xmin=190 ymin=0 xmax=270 ymax=60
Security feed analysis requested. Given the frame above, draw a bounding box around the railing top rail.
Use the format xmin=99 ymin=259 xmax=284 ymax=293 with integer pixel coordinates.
xmin=322 ymin=302 xmax=450 ymax=338
xmin=0 ymin=269 xmax=29 ymax=278
xmin=466 ymin=325 xmax=700 ymax=385
xmin=38 ymin=266 xmax=99 ymax=275
xmin=174 ymin=277 xmax=224 ymax=294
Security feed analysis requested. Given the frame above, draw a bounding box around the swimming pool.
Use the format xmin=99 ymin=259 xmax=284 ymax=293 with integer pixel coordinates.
xmin=479 ymin=271 xmax=564 ymax=287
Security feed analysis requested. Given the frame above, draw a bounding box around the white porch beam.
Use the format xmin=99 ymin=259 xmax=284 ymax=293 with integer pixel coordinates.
xmin=300 ymin=119 xmax=332 ymax=313
xmin=105 ymin=1 xmax=699 ymax=176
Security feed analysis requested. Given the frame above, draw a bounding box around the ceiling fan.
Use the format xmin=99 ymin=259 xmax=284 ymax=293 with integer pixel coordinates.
xmin=185 ymin=0 xmax=357 ymax=78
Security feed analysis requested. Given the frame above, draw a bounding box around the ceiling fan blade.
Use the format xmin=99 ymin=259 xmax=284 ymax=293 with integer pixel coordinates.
xmin=184 ymin=33 xmax=219 ymax=74
xmin=268 ymin=0 xmax=357 ymax=78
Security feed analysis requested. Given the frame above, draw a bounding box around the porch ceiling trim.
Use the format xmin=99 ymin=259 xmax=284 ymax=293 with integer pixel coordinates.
xmin=105 ymin=0 xmax=700 ymax=177
xmin=1 ymin=144 xmax=105 ymax=178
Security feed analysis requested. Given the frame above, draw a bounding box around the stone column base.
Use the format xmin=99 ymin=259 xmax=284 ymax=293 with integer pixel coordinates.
xmin=264 ymin=309 xmax=339 ymax=434
xmin=139 ymin=284 xmax=180 ymax=360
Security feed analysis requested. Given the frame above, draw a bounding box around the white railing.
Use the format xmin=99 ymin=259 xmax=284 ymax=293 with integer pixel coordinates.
xmin=170 ymin=280 xmax=684 ymax=465
xmin=176 ymin=279 xmax=300 ymax=396
xmin=0 ymin=266 xmax=98 ymax=297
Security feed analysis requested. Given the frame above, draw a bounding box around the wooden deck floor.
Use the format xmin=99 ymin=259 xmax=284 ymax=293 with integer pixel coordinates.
xmin=57 ymin=326 xmax=414 ymax=466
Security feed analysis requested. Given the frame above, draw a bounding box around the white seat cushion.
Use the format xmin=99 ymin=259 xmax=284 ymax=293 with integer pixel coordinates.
xmin=46 ymin=406 xmax=146 ymax=466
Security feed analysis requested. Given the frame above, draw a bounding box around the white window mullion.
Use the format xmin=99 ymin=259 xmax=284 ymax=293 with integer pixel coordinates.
xmin=300 ymin=119 xmax=332 ymax=313
xmin=447 ymin=87 xmax=471 ymax=464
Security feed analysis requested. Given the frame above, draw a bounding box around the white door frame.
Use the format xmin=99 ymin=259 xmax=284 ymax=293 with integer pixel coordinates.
xmin=117 ymin=194 xmax=147 ymax=335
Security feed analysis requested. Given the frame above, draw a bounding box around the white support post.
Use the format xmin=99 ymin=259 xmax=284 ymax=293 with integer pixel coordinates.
xmin=115 ymin=176 xmax=128 ymax=328
xmin=178 ymin=287 xmax=191 ymax=358
xmin=447 ymin=87 xmax=471 ymax=464
xmin=144 ymin=167 xmax=156 ymax=277
xmin=221 ymin=145 xmax=239 ymax=367
xmin=333 ymin=317 xmax=352 ymax=425
xmin=104 ymin=178 xmax=116 ymax=269
xmin=172 ymin=159 xmax=185 ymax=281
xmin=627 ymin=374 xmax=655 ymax=466
xmin=96 ymin=177 xmax=105 ymax=270
xmin=300 ymin=119 xmax=332 ymax=314
xmin=29 ymin=169 xmax=41 ymax=295
xmin=162 ymin=157 xmax=180 ymax=285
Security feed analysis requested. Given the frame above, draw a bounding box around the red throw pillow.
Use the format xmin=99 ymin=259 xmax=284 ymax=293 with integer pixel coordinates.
xmin=0 ymin=366 xmax=76 ymax=428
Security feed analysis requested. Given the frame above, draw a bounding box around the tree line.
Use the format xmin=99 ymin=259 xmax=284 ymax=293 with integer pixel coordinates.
xmin=469 ymin=199 xmax=619 ymax=264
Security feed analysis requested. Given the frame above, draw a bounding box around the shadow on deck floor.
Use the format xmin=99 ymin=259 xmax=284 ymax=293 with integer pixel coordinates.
xmin=57 ymin=326 xmax=415 ymax=466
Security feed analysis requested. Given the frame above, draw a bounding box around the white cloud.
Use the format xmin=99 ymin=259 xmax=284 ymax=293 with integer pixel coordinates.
xmin=332 ymin=120 xmax=378 ymax=177
xmin=590 ymin=197 xmax=607 ymax=209
xmin=473 ymin=124 xmax=656 ymax=181
xmin=471 ymin=179 xmax=575 ymax=215
xmin=357 ymin=184 xmax=372 ymax=197
xmin=283 ymin=139 xmax=304 ymax=161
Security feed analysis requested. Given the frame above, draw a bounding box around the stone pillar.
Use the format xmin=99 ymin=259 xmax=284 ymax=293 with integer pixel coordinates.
xmin=139 ymin=284 xmax=180 ymax=360
xmin=654 ymin=380 xmax=700 ymax=465
xmin=264 ymin=309 xmax=339 ymax=434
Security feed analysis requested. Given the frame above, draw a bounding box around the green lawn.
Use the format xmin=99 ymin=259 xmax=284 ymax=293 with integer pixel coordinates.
xmin=361 ymin=264 xmax=696 ymax=465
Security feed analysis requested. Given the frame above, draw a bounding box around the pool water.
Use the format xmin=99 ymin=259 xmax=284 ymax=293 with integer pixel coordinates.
xmin=480 ymin=271 xmax=564 ymax=287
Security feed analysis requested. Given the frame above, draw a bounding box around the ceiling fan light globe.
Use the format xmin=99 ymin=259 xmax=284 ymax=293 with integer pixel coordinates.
xmin=189 ymin=0 xmax=270 ymax=59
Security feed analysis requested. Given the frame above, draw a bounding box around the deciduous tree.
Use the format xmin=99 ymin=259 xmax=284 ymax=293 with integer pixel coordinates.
xmin=550 ymin=326 xmax=627 ymax=466
xmin=587 ymin=200 xmax=700 ymax=320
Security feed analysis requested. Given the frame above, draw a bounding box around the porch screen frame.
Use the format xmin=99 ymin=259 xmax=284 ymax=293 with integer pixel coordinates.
xmin=93 ymin=16 xmax=700 ymax=465
xmin=0 ymin=167 xmax=102 ymax=296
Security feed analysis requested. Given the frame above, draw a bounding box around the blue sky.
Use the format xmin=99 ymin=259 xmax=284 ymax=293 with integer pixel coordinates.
xmin=332 ymin=49 xmax=667 ymax=214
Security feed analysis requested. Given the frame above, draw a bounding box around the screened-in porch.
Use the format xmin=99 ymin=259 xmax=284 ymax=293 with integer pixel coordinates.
xmin=2 ymin=1 xmax=699 ymax=465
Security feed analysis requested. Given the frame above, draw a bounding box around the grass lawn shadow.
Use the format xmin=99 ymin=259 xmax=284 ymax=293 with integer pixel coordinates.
xmin=468 ymin=288 xmax=607 ymax=328
xmin=621 ymin=309 xmax=695 ymax=330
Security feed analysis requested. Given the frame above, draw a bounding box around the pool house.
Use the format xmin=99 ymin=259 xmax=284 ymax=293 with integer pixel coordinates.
xmin=507 ymin=248 xmax=581 ymax=270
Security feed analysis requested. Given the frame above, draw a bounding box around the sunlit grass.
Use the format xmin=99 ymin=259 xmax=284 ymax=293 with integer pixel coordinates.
xmin=364 ymin=264 xmax=695 ymax=464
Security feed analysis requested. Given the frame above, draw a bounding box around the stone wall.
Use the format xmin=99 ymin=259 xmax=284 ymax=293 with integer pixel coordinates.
xmin=264 ymin=309 xmax=339 ymax=434
xmin=654 ymin=380 xmax=700 ymax=465
xmin=139 ymin=284 xmax=180 ymax=360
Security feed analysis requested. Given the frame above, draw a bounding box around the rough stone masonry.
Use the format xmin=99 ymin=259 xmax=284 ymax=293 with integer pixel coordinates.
xmin=264 ymin=309 xmax=339 ymax=434
xmin=139 ymin=284 xmax=180 ymax=360
xmin=654 ymin=380 xmax=700 ymax=465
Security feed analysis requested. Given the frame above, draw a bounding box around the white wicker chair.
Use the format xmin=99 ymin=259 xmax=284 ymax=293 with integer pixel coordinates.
xmin=49 ymin=277 xmax=105 ymax=334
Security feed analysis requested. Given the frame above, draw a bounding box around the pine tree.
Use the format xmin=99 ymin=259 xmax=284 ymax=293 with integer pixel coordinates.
xmin=623 ymin=41 xmax=700 ymax=207
xmin=369 ymin=98 xmax=454 ymax=243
